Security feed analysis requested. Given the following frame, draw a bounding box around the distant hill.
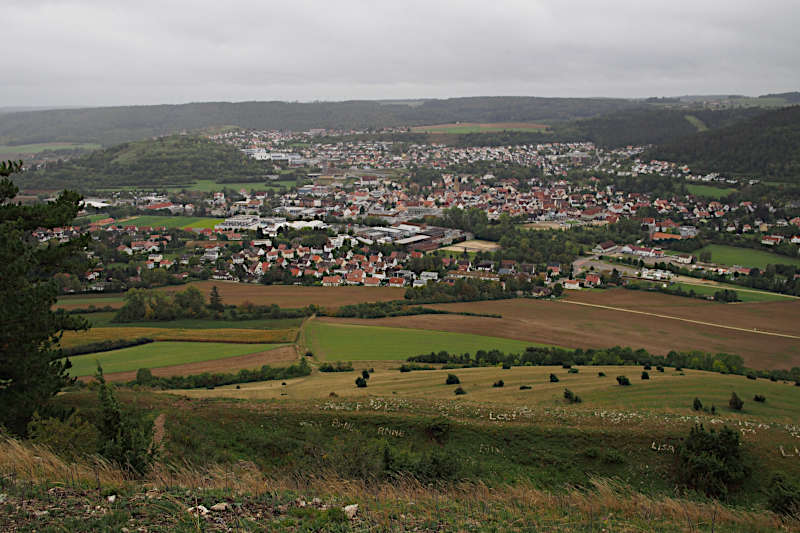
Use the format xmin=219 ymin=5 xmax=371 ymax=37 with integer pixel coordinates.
xmin=0 ymin=97 xmax=643 ymax=146
xmin=645 ymin=105 xmax=800 ymax=182
xmin=18 ymin=135 xmax=271 ymax=191
xmin=553 ymin=107 xmax=763 ymax=147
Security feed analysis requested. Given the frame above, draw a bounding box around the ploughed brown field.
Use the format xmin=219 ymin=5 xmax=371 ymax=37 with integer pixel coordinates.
xmin=159 ymin=282 xmax=405 ymax=309
xmin=82 ymin=345 xmax=299 ymax=383
xmin=321 ymin=289 xmax=800 ymax=370
xmin=57 ymin=283 xmax=405 ymax=311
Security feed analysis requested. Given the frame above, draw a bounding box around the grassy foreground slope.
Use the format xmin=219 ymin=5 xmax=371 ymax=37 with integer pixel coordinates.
xmin=5 ymin=365 xmax=796 ymax=531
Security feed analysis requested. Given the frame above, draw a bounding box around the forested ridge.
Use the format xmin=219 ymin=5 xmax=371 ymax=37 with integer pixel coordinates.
xmin=0 ymin=97 xmax=641 ymax=146
xmin=17 ymin=135 xmax=271 ymax=191
xmin=646 ymin=105 xmax=800 ymax=182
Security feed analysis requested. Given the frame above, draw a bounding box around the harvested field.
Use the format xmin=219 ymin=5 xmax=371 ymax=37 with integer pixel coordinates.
xmin=93 ymin=345 xmax=298 ymax=382
xmin=439 ymin=239 xmax=501 ymax=253
xmin=157 ymin=282 xmax=405 ymax=309
xmin=60 ymin=327 xmax=296 ymax=348
xmin=324 ymin=291 xmax=800 ymax=369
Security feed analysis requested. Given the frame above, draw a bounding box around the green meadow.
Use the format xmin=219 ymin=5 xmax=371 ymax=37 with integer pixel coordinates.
xmin=67 ymin=341 xmax=281 ymax=377
xmin=305 ymin=320 xmax=540 ymax=361
xmin=693 ymin=244 xmax=800 ymax=268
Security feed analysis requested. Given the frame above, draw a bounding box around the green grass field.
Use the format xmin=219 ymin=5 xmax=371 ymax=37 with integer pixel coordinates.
xmin=122 ymin=215 xmax=224 ymax=229
xmin=692 ymin=244 xmax=800 ymax=268
xmin=56 ymin=295 xmax=124 ymax=307
xmin=683 ymin=114 xmax=708 ymax=132
xmin=79 ymin=312 xmax=304 ymax=330
xmin=305 ymin=320 xmax=542 ymax=361
xmin=686 ymin=184 xmax=737 ymax=198
xmin=0 ymin=142 xmax=100 ymax=156
xmin=67 ymin=341 xmax=281 ymax=377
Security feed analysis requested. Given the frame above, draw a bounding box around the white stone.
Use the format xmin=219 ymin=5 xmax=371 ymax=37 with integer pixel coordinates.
xmin=343 ymin=504 xmax=358 ymax=519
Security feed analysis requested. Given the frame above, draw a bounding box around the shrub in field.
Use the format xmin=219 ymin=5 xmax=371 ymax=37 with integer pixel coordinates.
xmin=643 ymin=364 xmax=652 ymax=370
xmin=616 ymin=375 xmax=631 ymax=386
xmin=656 ymin=366 xmax=664 ymax=372
xmin=641 ymin=371 xmax=650 ymax=380
xmin=562 ymin=363 xmax=572 ymax=369
xmin=568 ymin=368 xmax=578 ymax=374
xmin=746 ymin=373 xmax=757 ymax=380
xmin=454 ymin=387 xmax=466 ymax=395
xmin=767 ymin=473 xmax=800 ymax=518
xmin=135 ymin=368 xmax=154 ymax=386
xmin=446 ymin=374 xmax=460 ymax=385
xmin=399 ymin=363 xmax=434 ymax=372
xmin=676 ymin=424 xmax=750 ymax=498
xmin=492 ymin=380 xmax=504 ymax=388
xmin=319 ymin=362 xmax=354 ymax=372
xmin=753 ymin=394 xmax=766 ymax=403
xmin=563 ymin=388 xmax=582 ymax=403
xmin=27 ymin=412 xmax=100 ymax=459
xmin=549 ymin=374 xmax=559 ymax=383
xmin=602 ymin=449 xmax=624 ymax=464
xmin=355 ymin=377 xmax=367 ymax=388
xmin=361 ymin=369 xmax=371 ymax=380
xmin=519 ymin=385 xmax=532 ymax=390
xmin=693 ymin=397 xmax=703 ymax=411
xmin=729 ymin=392 xmax=744 ymax=411
xmin=425 ymin=417 xmax=451 ymax=443
xmin=502 ymin=363 xmax=511 ymax=370
xmin=598 ymin=371 xmax=606 ymax=377
xmin=304 ymin=351 xmax=314 ymax=357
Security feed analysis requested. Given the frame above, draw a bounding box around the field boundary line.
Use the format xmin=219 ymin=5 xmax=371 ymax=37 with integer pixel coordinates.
xmin=560 ymin=300 xmax=800 ymax=339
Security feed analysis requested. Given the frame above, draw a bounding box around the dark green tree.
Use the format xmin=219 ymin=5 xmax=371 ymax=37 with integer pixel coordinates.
xmin=209 ymin=285 xmax=224 ymax=311
xmin=0 ymin=161 xmax=88 ymax=435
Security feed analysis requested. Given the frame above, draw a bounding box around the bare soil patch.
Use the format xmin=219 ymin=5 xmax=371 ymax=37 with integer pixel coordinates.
xmin=439 ymin=239 xmax=501 ymax=253
xmin=89 ymin=345 xmax=298 ymax=382
xmin=157 ymin=282 xmax=404 ymax=309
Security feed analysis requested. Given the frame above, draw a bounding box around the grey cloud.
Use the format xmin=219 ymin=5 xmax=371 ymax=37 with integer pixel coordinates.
xmin=2 ymin=0 xmax=798 ymax=106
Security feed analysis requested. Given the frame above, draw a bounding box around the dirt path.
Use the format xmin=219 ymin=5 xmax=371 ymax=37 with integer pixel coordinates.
xmin=559 ymin=300 xmax=800 ymax=339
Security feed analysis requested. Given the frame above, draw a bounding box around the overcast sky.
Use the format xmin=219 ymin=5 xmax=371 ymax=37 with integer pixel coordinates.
xmin=4 ymin=0 xmax=799 ymax=107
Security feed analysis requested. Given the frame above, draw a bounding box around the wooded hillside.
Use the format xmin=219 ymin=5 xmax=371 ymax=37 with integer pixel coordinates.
xmin=646 ymin=106 xmax=800 ymax=182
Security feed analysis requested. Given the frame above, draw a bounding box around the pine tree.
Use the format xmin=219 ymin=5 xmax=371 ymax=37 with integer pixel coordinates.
xmin=0 ymin=160 xmax=88 ymax=435
xmin=209 ymin=285 xmax=224 ymax=311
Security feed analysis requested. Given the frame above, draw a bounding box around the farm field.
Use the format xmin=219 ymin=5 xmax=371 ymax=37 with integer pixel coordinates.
xmin=181 ymin=363 xmax=800 ymax=424
xmin=328 ymin=290 xmax=800 ymax=369
xmin=691 ymin=244 xmax=800 ymax=268
xmin=633 ymin=281 xmax=795 ymax=303
xmin=438 ymin=239 xmax=501 ymax=253
xmin=686 ymin=184 xmax=737 ymax=198
xmin=78 ymin=312 xmax=303 ymax=330
xmin=305 ymin=319 xmax=541 ymax=361
xmin=0 ymin=142 xmax=100 ymax=157
xmin=121 ymin=215 xmax=225 ymax=229
xmin=67 ymin=341 xmax=286 ymax=377
xmin=410 ymin=122 xmax=549 ymax=134
xmin=60 ymin=326 xmax=296 ymax=348
xmin=158 ymin=281 xmax=405 ymax=308
xmin=97 ymin=344 xmax=298 ymax=382
xmin=55 ymin=295 xmax=125 ymax=309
